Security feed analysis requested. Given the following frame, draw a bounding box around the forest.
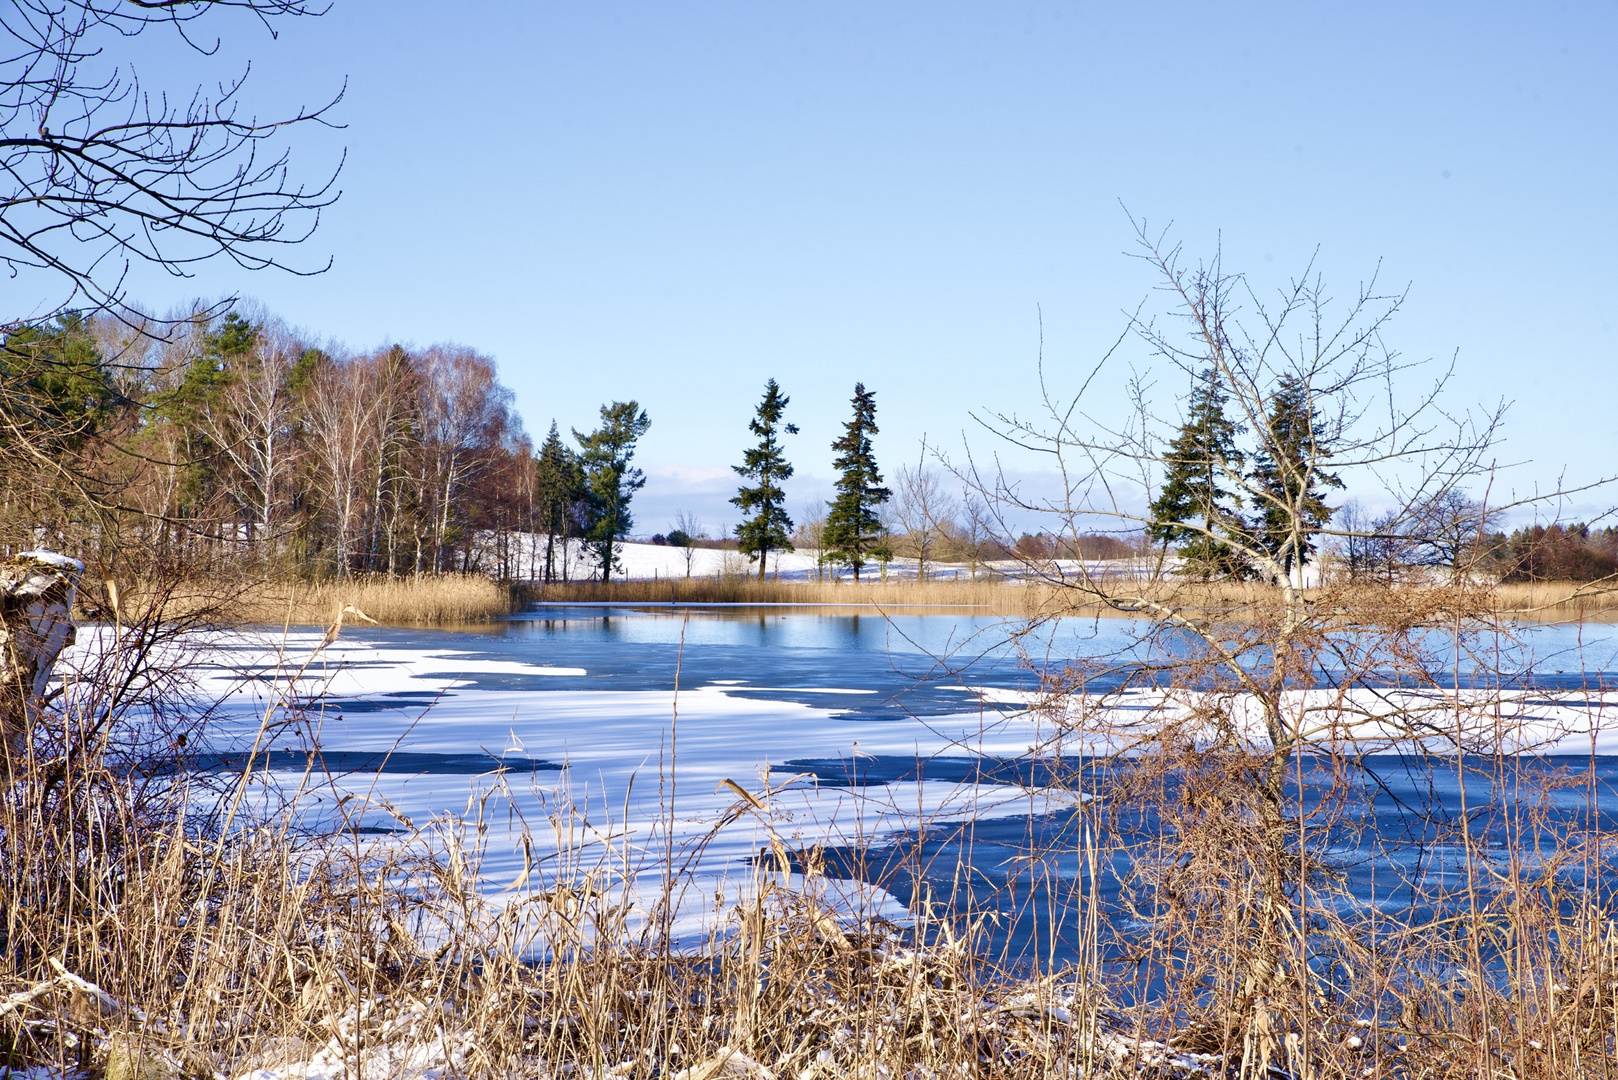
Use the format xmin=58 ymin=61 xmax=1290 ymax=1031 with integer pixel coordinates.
xmin=0 ymin=306 xmax=653 ymax=585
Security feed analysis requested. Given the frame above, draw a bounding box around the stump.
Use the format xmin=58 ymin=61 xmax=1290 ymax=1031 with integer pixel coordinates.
xmin=0 ymin=551 xmax=82 ymax=767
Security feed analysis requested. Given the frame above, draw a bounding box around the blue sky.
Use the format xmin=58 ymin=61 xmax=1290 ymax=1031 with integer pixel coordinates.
xmin=121 ymin=1 xmax=1617 ymax=534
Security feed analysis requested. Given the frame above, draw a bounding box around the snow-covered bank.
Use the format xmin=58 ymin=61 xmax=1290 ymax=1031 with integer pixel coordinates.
xmin=482 ymin=533 xmax=1175 ymax=584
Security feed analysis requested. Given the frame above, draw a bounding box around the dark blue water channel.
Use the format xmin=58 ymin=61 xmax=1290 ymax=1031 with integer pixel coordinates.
xmin=373 ymin=602 xmax=1618 ymax=706
xmin=281 ymin=605 xmax=1618 ymax=967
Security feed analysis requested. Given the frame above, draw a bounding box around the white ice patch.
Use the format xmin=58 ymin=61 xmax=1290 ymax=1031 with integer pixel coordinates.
xmin=140 ymin=629 xmax=1067 ymax=948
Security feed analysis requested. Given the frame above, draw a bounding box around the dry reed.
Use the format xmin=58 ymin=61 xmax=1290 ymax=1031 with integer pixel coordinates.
xmin=105 ymin=573 xmax=520 ymax=627
xmin=529 ymin=574 xmax=1613 ymax=622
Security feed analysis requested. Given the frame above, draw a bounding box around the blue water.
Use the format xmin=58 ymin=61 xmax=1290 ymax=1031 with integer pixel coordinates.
xmin=235 ymin=605 xmax=1618 ymax=966
xmin=424 ymin=603 xmax=1618 ymax=705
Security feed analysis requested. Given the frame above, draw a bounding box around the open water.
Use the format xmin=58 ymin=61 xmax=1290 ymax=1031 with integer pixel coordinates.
xmin=197 ymin=604 xmax=1618 ymax=964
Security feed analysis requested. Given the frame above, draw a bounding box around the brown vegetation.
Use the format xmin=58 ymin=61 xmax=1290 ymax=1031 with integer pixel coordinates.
xmin=83 ymin=573 xmax=518 ymax=628
xmin=232 ymin=574 xmax=520 ymax=626
xmin=524 ymin=573 xmax=1618 ymax=622
xmin=3 ymin=579 xmax=1617 ymax=1078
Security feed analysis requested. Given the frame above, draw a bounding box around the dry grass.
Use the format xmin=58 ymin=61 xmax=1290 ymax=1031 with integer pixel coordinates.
xmin=1489 ymin=579 xmax=1618 ymax=617
xmin=91 ymin=569 xmax=1618 ymax=628
xmin=527 ymin=576 xmax=1031 ymax=611
xmin=529 ymin=574 xmax=1599 ymax=621
xmin=525 ymin=574 xmax=1329 ymax=617
xmin=102 ymin=573 xmax=521 ymax=627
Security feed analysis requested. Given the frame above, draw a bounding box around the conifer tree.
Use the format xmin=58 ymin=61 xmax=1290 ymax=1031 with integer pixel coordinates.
xmin=574 ymin=402 xmax=651 ymax=583
xmin=731 ymin=379 xmax=800 ymax=580
xmin=823 ymin=383 xmax=891 ymax=582
xmin=535 ymin=420 xmax=584 ymax=583
xmin=1249 ymin=374 xmax=1342 ymax=581
xmin=1147 ymin=367 xmax=1250 ymax=579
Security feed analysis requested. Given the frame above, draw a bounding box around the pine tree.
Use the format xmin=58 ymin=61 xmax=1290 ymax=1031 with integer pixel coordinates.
xmin=730 ymin=380 xmax=800 ymax=580
xmin=1147 ymin=368 xmax=1250 ymax=579
xmin=574 ymin=402 xmax=651 ymax=583
xmin=534 ymin=420 xmax=583 ymax=583
xmin=823 ymin=383 xmax=891 ymax=582
xmin=1249 ymin=374 xmax=1342 ymax=581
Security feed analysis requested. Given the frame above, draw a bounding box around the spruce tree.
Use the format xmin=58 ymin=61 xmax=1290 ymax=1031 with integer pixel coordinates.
xmin=731 ymin=379 xmax=800 ymax=580
xmin=534 ymin=421 xmax=583 ymax=583
xmin=1147 ymin=367 xmax=1250 ymax=579
xmin=574 ymin=402 xmax=651 ymax=582
xmin=822 ymin=383 xmax=891 ymax=582
xmin=1249 ymin=374 xmax=1342 ymax=580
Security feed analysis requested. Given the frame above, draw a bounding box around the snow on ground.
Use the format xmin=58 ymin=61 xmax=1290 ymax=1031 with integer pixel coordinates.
xmin=495 ymin=535 xmax=826 ymax=582
xmin=487 ymin=534 xmax=1179 ymax=584
xmin=137 ymin=627 xmax=1068 ymax=945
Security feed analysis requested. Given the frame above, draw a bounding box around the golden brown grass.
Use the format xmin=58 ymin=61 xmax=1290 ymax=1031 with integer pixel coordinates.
xmin=1489 ymin=579 xmax=1618 ymax=618
xmin=230 ymin=574 xmax=518 ymax=626
xmin=96 ymin=569 xmax=1618 ymax=629
xmin=527 ymin=576 xmax=1029 ymax=610
xmin=525 ymin=574 xmax=1337 ymax=617
xmin=533 ymin=574 xmax=1618 ymax=624
xmin=91 ymin=572 xmax=518 ymax=627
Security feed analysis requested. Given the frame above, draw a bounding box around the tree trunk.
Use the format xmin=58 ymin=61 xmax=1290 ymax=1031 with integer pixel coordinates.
xmin=1 ymin=553 xmax=82 ymax=773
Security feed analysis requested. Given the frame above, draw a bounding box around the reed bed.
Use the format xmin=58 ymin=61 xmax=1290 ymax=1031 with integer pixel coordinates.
xmin=534 ymin=574 xmax=1618 ymax=623
xmin=4 ymin=700 xmax=1616 ymax=1080
xmin=525 ymin=575 xmax=1299 ymax=616
xmin=527 ymin=576 xmax=1032 ymax=611
xmin=102 ymin=573 xmax=522 ymax=627
xmin=92 ymin=568 xmax=1618 ymax=628
xmin=1489 ymin=579 xmax=1618 ymax=617
xmin=249 ymin=574 xmax=518 ymax=625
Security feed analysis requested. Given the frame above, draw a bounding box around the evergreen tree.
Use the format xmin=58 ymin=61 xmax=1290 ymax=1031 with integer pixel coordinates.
xmin=822 ymin=383 xmax=891 ymax=582
xmin=731 ymin=379 xmax=800 ymax=580
xmin=1147 ymin=367 xmax=1250 ymax=579
xmin=1249 ymin=374 xmax=1342 ymax=580
xmin=534 ymin=421 xmax=584 ymax=583
xmin=574 ymin=401 xmax=651 ymax=582
xmin=0 ymin=312 xmax=116 ymax=455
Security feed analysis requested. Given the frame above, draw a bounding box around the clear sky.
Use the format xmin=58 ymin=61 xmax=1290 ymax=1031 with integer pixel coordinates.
xmin=119 ymin=1 xmax=1618 ymax=534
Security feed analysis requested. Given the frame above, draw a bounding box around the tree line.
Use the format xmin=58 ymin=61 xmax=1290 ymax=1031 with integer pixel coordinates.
xmin=1145 ymin=366 xmax=1615 ymax=585
xmin=15 ymin=305 xmax=1594 ymax=591
xmin=0 ymin=307 xmax=651 ymax=582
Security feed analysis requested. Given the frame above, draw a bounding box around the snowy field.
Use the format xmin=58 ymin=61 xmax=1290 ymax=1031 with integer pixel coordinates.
xmin=488 ymin=534 xmax=1179 ymax=584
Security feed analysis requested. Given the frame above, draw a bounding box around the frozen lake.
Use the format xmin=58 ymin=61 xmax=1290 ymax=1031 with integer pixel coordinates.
xmin=174 ymin=605 xmax=1618 ymax=961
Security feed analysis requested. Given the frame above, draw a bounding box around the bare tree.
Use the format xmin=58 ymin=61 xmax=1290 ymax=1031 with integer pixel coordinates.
xmin=415 ymin=346 xmax=514 ymax=573
xmin=942 ymin=490 xmax=994 ymax=581
xmin=0 ymin=0 xmax=342 ymax=320
xmin=197 ymin=314 xmax=299 ymax=560
xmin=794 ymin=501 xmax=827 ymax=581
xmin=890 ymin=453 xmax=956 ymax=582
xmin=672 ymin=509 xmax=705 ymax=580
xmin=1335 ymin=497 xmax=1410 ymax=584
xmin=301 ymin=352 xmax=383 ymax=579
xmin=965 ymin=219 xmax=1611 ymax=1057
xmin=1406 ymin=487 xmax=1491 ymax=575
